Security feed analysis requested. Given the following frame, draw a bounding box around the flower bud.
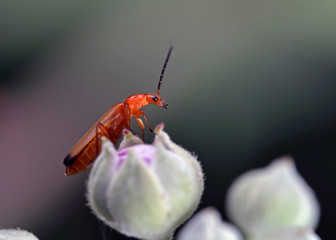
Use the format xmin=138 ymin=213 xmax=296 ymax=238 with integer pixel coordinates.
xmin=0 ymin=229 xmax=38 ymax=240
xmin=118 ymin=129 xmax=144 ymax=150
xmin=256 ymin=227 xmax=321 ymax=240
xmin=87 ymin=124 xmax=204 ymax=240
xmin=177 ymin=207 xmax=243 ymax=240
xmin=226 ymin=156 xmax=320 ymax=239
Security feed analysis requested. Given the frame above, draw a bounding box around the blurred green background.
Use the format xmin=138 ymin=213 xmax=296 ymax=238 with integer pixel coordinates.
xmin=0 ymin=1 xmax=335 ymax=239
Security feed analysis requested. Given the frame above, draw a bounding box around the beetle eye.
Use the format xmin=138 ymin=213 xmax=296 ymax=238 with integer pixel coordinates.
xmin=152 ymin=96 xmax=158 ymax=102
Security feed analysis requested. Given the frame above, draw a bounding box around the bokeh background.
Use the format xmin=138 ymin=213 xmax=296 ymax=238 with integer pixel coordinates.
xmin=1 ymin=1 xmax=335 ymax=239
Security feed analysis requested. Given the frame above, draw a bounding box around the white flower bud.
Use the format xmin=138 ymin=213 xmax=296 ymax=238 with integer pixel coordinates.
xmin=118 ymin=129 xmax=144 ymax=150
xmin=256 ymin=227 xmax=321 ymax=240
xmin=177 ymin=207 xmax=243 ymax=240
xmin=0 ymin=229 xmax=38 ymax=240
xmin=87 ymin=124 xmax=204 ymax=240
xmin=226 ymin=156 xmax=320 ymax=239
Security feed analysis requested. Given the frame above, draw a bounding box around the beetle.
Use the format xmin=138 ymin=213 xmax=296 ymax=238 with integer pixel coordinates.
xmin=63 ymin=44 xmax=173 ymax=176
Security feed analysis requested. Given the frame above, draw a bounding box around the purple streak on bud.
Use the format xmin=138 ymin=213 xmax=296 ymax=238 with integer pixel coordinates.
xmin=118 ymin=150 xmax=128 ymax=157
xmin=117 ymin=157 xmax=127 ymax=169
xmin=143 ymin=157 xmax=152 ymax=165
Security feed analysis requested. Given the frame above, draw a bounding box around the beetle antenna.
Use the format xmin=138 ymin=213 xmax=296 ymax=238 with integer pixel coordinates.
xmin=157 ymin=42 xmax=173 ymax=96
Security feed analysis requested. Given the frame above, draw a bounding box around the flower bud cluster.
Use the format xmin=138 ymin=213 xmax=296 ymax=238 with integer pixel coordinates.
xmin=86 ymin=123 xmax=321 ymax=240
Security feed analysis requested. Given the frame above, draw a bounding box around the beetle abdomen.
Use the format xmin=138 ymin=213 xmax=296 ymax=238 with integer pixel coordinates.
xmin=64 ymin=103 xmax=130 ymax=176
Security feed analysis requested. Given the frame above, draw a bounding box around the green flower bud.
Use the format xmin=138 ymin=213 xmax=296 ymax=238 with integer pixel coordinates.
xmin=177 ymin=207 xmax=243 ymax=240
xmin=87 ymin=124 xmax=204 ymax=240
xmin=0 ymin=229 xmax=38 ymax=240
xmin=226 ymin=156 xmax=320 ymax=239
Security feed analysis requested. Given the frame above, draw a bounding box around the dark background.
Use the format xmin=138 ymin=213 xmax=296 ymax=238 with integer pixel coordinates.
xmin=0 ymin=1 xmax=335 ymax=239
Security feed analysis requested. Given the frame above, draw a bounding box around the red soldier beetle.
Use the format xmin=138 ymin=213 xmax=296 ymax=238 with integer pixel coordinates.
xmin=63 ymin=44 xmax=173 ymax=176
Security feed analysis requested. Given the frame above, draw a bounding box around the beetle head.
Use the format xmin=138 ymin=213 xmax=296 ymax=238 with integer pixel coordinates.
xmin=146 ymin=94 xmax=168 ymax=109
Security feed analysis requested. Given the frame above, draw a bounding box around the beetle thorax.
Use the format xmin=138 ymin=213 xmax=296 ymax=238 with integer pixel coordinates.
xmin=125 ymin=94 xmax=149 ymax=115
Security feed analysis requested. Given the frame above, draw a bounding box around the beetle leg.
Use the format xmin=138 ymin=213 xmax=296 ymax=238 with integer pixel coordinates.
xmin=134 ymin=117 xmax=145 ymax=141
xmin=128 ymin=128 xmax=137 ymax=135
xmin=95 ymin=122 xmax=111 ymax=157
xmin=141 ymin=111 xmax=154 ymax=134
xmin=135 ymin=110 xmax=154 ymax=140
